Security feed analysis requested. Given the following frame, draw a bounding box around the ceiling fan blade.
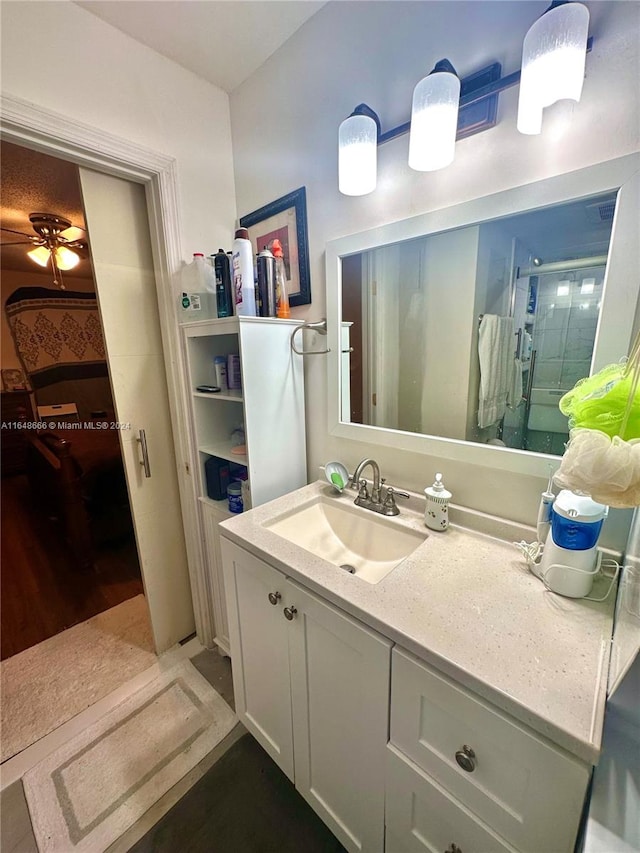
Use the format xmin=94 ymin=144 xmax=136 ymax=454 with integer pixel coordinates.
xmin=59 ymin=226 xmax=85 ymax=242
xmin=0 ymin=239 xmax=36 ymax=246
xmin=0 ymin=226 xmax=32 ymax=238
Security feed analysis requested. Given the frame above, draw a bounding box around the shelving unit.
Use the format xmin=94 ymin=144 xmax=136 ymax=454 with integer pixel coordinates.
xmin=182 ymin=316 xmax=306 ymax=653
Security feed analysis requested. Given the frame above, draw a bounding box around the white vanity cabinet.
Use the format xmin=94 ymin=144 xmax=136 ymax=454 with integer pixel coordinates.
xmin=387 ymin=648 xmax=591 ymax=853
xmin=221 ymin=538 xmax=391 ymax=853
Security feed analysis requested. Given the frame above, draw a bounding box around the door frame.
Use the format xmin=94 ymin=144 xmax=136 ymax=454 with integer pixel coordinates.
xmin=0 ymin=93 xmax=215 ymax=647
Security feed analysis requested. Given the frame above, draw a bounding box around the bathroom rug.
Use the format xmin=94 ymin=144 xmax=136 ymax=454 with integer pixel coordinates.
xmin=1 ymin=595 xmax=155 ymax=763
xmin=23 ymin=660 xmax=237 ymax=852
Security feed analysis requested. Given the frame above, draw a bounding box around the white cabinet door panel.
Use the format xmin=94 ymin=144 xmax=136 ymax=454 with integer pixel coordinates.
xmin=221 ymin=539 xmax=294 ymax=779
xmin=287 ymin=579 xmax=391 ymax=853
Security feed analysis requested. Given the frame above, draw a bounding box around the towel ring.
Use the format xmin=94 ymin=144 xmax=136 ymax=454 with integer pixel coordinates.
xmin=290 ymin=319 xmax=331 ymax=356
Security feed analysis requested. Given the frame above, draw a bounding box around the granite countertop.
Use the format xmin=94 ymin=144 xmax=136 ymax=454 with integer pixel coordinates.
xmin=219 ymin=480 xmax=616 ymax=765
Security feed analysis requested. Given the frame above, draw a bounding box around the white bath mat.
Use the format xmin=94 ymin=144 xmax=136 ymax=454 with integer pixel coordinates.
xmin=23 ymin=660 xmax=237 ymax=852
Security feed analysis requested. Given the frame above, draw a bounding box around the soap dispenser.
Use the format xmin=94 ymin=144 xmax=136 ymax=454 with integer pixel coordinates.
xmin=424 ymin=473 xmax=452 ymax=531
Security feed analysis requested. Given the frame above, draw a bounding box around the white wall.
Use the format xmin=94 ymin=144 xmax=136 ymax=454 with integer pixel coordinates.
xmin=0 ymin=1 xmax=237 ymax=263
xmin=230 ymin=0 xmax=640 ymax=540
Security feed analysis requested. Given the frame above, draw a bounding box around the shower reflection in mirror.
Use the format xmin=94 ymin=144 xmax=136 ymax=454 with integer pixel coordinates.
xmin=340 ymin=191 xmax=616 ymax=456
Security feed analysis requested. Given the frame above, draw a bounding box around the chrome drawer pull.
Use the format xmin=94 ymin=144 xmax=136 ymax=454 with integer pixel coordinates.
xmin=283 ymin=606 xmax=298 ymax=621
xmin=268 ymin=591 xmax=281 ymax=605
xmin=455 ymin=744 xmax=476 ymax=772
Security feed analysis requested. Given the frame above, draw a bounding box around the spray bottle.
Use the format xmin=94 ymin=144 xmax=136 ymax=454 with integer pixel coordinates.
xmin=232 ymin=228 xmax=256 ymax=316
xmin=271 ymin=238 xmax=291 ymax=319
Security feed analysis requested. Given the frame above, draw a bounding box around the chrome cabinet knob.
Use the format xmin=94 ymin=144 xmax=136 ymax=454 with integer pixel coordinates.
xmin=268 ymin=591 xmax=282 ymax=605
xmin=455 ymin=745 xmax=476 ymax=772
xmin=283 ymin=606 xmax=298 ymax=621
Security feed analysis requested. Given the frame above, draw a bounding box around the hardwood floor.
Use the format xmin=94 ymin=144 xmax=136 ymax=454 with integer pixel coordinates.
xmin=1 ymin=474 xmax=143 ymax=660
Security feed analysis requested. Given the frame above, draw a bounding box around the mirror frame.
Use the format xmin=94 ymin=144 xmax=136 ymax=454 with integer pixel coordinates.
xmin=327 ymin=153 xmax=640 ymax=477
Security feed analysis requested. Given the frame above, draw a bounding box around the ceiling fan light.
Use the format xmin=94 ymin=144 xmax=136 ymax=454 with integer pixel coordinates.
xmin=27 ymin=245 xmax=51 ymax=267
xmin=55 ymin=245 xmax=80 ymax=270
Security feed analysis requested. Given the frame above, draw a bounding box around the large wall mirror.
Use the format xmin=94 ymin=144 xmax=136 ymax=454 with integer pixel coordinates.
xmin=326 ymin=155 xmax=640 ymax=477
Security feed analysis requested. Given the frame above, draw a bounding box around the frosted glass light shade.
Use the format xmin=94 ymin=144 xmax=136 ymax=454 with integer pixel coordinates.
xmin=339 ymin=113 xmax=377 ymax=196
xmin=408 ymin=67 xmax=460 ymax=172
xmin=27 ymin=245 xmax=51 ymax=267
xmin=55 ymin=245 xmax=80 ymax=270
xmin=517 ymin=2 xmax=590 ymax=135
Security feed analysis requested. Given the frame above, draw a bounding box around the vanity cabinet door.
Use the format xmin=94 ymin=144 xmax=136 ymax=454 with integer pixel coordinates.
xmin=221 ymin=539 xmax=294 ymax=780
xmin=286 ymin=579 xmax=391 ymax=853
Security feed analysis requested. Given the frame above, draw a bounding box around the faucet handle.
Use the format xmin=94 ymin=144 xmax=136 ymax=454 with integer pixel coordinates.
xmin=383 ymin=486 xmax=410 ymax=513
xmin=357 ymin=479 xmax=369 ymax=500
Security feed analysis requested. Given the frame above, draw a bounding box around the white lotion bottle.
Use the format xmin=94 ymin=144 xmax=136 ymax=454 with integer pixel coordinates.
xmin=424 ymin=473 xmax=452 ymax=531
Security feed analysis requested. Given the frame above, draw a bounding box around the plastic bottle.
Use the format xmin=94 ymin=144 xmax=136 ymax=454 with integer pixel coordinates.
xmin=232 ymin=228 xmax=256 ymax=316
xmin=212 ymin=249 xmax=233 ymax=318
xmin=213 ymin=356 xmax=228 ymax=390
xmin=271 ymin=238 xmax=291 ymax=319
xmin=180 ymin=253 xmax=215 ymax=319
xmin=424 ymin=473 xmax=452 ymax=531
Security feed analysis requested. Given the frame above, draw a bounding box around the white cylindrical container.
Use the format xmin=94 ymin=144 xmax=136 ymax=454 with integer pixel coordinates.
xmin=232 ymin=228 xmax=256 ymax=316
xmin=213 ymin=356 xmax=227 ymax=390
xmin=424 ymin=473 xmax=452 ymax=531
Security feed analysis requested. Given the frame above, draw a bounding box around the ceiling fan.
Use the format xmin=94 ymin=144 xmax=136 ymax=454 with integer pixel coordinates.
xmin=1 ymin=212 xmax=88 ymax=288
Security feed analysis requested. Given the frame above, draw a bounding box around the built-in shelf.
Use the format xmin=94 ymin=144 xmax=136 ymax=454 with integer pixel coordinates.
xmin=199 ymin=441 xmax=248 ymax=466
xmin=198 ymin=495 xmax=234 ymax=518
xmin=193 ymin=389 xmax=244 ymax=402
xmin=183 ymin=316 xmax=306 ymax=658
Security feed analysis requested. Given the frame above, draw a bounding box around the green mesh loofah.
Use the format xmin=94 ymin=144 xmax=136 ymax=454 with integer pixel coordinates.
xmin=559 ymin=364 xmax=640 ymax=440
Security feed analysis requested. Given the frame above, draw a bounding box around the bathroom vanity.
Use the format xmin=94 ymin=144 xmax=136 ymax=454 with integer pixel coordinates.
xmin=220 ymin=481 xmax=616 ymax=853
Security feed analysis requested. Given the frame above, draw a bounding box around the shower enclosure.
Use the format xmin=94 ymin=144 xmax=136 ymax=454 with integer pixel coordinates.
xmin=503 ymin=260 xmax=607 ymax=453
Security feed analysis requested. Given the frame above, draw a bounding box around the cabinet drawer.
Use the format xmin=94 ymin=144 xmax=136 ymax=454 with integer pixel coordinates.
xmin=391 ymin=648 xmax=589 ymax=853
xmin=385 ymin=743 xmax=516 ymax=853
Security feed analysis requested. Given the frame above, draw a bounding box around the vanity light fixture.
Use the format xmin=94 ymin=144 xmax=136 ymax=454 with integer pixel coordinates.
xmin=338 ymin=104 xmax=381 ymax=196
xmin=517 ymin=1 xmax=590 ymax=135
xmin=337 ymin=1 xmax=592 ymax=196
xmin=408 ymin=60 xmax=460 ymax=172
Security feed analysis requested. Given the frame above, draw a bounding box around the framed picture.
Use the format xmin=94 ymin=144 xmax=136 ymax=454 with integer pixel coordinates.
xmin=240 ymin=186 xmax=311 ymax=307
xmin=1 ymin=368 xmax=29 ymax=392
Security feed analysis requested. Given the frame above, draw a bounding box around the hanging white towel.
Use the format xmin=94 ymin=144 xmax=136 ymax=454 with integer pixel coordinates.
xmin=508 ymin=358 xmax=524 ymax=409
xmin=478 ymin=315 xmax=514 ymax=428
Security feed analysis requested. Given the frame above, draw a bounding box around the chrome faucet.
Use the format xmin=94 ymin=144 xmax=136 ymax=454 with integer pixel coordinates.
xmin=350 ymin=457 xmax=410 ymax=516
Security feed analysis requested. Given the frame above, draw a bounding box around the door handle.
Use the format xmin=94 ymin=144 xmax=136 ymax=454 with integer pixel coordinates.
xmin=137 ymin=428 xmax=151 ymax=478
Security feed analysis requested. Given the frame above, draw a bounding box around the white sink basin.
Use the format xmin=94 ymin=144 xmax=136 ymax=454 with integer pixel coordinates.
xmin=264 ymin=495 xmax=426 ymax=584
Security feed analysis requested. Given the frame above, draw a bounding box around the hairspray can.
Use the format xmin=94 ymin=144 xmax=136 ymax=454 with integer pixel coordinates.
xmin=212 ymin=249 xmax=233 ymax=318
xmin=256 ymin=248 xmax=277 ymax=317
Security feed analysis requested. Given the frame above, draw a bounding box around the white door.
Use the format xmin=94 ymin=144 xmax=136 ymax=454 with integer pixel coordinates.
xmin=79 ymin=168 xmax=194 ymax=652
xmin=286 ymin=579 xmax=391 ymax=853
xmin=221 ymin=539 xmax=294 ymax=779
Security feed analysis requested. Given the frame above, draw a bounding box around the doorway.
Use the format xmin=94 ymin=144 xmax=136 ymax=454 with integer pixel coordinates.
xmin=1 ymin=141 xmax=144 ymax=659
xmin=1 ymin=95 xmax=202 ymax=653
